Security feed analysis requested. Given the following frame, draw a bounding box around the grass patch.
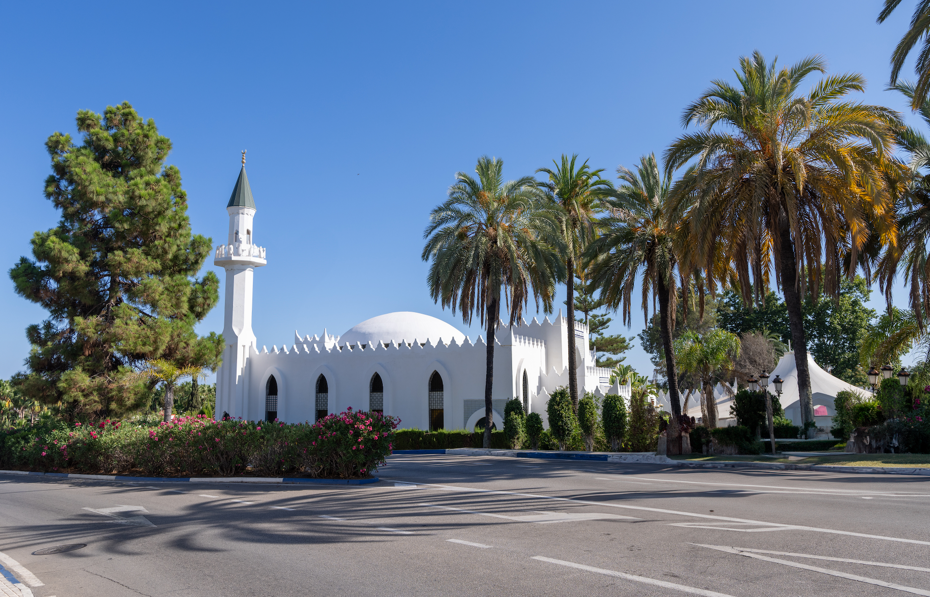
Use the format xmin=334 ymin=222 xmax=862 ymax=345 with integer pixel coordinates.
xmin=670 ymin=453 xmax=930 ymax=468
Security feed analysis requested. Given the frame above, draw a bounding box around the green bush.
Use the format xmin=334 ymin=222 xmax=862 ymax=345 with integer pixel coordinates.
xmin=831 ymin=389 xmax=868 ymax=439
xmin=503 ymin=398 xmax=525 ymax=448
xmin=689 ymin=426 xmax=711 ymax=453
xmin=709 ymin=425 xmax=763 ymax=455
xmin=730 ymin=389 xmax=782 ymax=433
xmin=391 ymin=429 xmax=509 ymax=450
xmin=876 ymin=378 xmax=906 ymax=419
xmin=601 ymin=394 xmax=629 ymax=451
xmin=851 ymin=401 xmax=884 ymax=428
xmin=577 ymin=394 xmax=598 ymax=451
xmin=546 ymin=387 xmax=576 ymax=450
xmin=0 ymin=409 xmax=397 ymax=479
xmin=626 ymin=389 xmax=660 ymax=452
xmin=762 ymin=415 xmax=799 ymax=439
xmin=525 ymin=412 xmax=544 ymax=449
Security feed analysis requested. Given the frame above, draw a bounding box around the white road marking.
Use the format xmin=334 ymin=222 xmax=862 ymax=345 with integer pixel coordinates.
xmin=863 ymin=497 xmax=874 ymax=499
xmin=400 ymin=482 xmax=930 ymax=546
xmin=229 ymin=500 xmax=254 ymax=505
xmin=632 ymin=477 xmax=930 ymax=497
xmin=319 ymin=515 xmax=345 ymax=521
xmin=376 ymin=527 xmax=413 ymax=535
xmin=695 ymin=545 xmax=930 ymax=596
xmin=83 ymin=505 xmax=155 ymax=527
xmin=671 ymin=522 xmax=799 ymax=533
xmin=706 ymin=546 xmax=930 ymax=573
xmin=394 ymin=483 xmax=417 ymax=488
xmin=271 ymin=506 xmax=295 ymax=511
xmin=0 ymin=551 xmax=43 ymax=587
xmin=199 ymin=494 xmax=219 ymax=498
xmin=447 ymin=539 xmax=491 ymax=548
xmin=595 ymin=477 xmax=654 ymax=484
xmin=533 ymin=556 xmax=735 ymax=596
xmin=420 ymin=503 xmax=637 ymax=523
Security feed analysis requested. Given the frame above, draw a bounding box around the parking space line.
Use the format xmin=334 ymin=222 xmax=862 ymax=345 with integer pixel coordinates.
xmin=447 ymin=539 xmax=490 ymax=548
xmin=532 ymin=556 xmax=734 ymax=596
xmin=695 ymin=545 xmax=930 ymax=596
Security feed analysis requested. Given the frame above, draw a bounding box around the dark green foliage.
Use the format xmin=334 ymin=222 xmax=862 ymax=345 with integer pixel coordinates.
xmin=577 ymin=394 xmax=598 ymax=451
xmin=504 ymin=398 xmax=525 ymax=448
xmin=546 ymin=387 xmax=576 ymax=450
xmin=716 ymin=278 xmax=875 ymax=387
xmin=709 ymin=426 xmax=763 ymax=454
xmin=730 ymin=389 xmax=783 ymax=433
xmin=10 ymin=102 xmax=223 ymax=420
xmin=601 ymin=394 xmax=629 ymax=451
xmin=391 ymin=429 xmax=509 ymax=450
xmin=851 ymin=401 xmax=884 ymax=428
xmin=638 ymin=290 xmax=718 ymax=384
xmin=832 ymin=389 xmax=870 ymax=439
xmin=626 ymin=389 xmax=660 ymax=452
xmin=875 ymin=377 xmax=908 ymax=419
xmin=689 ymin=426 xmax=711 ymax=453
xmin=525 ymin=413 xmax=544 ymax=450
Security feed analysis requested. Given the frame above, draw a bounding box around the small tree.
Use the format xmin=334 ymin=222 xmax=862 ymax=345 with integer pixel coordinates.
xmin=577 ymin=394 xmax=598 ymax=451
xmin=602 ymin=394 xmax=629 ymax=451
xmin=546 ymin=387 xmax=576 ymax=450
xmin=143 ymin=360 xmax=206 ymax=422
xmin=504 ymin=398 xmax=525 ymax=448
xmin=730 ymin=389 xmax=783 ymax=436
xmin=525 ymin=412 xmax=544 ymax=450
xmin=627 ymin=388 xmax=660 ymax=452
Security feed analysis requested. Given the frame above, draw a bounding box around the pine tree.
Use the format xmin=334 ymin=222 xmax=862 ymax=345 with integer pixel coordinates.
xmin=10 ymin=102 xmax=223 ymax=420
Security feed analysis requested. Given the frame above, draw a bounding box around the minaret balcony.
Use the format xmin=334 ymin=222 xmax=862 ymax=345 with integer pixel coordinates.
xmin=214 ymin=243 xmax=267 ymax=267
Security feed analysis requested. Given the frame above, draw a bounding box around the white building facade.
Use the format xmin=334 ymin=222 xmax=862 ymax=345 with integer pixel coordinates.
xmin=213 ymin=163 xmax=627 ymax=430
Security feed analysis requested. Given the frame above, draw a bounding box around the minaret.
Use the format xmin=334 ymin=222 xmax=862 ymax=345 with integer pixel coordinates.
xmin=214 ymin=151 xmax=267 ymax=420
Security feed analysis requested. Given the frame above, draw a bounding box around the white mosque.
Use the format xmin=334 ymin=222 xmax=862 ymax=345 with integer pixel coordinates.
xmin=213 ymin=159 xmax=624 ymax=431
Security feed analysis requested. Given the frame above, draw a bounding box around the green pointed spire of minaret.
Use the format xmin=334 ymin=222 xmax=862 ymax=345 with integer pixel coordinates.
xmin=227 ymin=150 xmax=256 ymax=209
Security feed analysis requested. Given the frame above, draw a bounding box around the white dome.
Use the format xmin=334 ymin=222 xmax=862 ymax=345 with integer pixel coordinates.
xmin=339 ymin=312 xmax=467 ymax=346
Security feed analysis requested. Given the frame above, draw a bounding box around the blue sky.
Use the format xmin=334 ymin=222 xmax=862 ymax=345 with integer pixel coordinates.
xmin=0 ymin=1 xmax=922 ymax=383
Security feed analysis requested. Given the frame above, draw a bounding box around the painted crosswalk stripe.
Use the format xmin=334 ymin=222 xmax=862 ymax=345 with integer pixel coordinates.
xmin=447 ymin=539 xmax=490 ymax=548
xmin=533 ymin=556 xmax=734 ymax=596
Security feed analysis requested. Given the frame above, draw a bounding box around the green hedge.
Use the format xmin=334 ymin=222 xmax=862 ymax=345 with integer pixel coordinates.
xmin=392 ymin=429 xmax=509 ymax=450
xmin=762 ymin=439 xmax=844 ymax=451
xmin=710 ymin=426 xmax=763 ymax=454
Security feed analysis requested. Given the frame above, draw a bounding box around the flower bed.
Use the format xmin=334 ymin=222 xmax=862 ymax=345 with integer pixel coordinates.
xmin=0 ymin=408 xmax=397 ymax=479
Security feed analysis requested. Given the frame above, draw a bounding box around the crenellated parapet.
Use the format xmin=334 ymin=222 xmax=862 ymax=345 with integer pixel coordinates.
xmin=215 ymin=243 xmax=267 ymax=264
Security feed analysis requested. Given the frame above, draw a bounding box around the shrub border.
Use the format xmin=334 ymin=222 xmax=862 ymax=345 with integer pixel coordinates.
xmin=0 ymin=470 xmax=379 ymax=485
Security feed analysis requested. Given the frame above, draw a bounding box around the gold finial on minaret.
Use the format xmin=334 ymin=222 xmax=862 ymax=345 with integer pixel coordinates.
xmin=241 ymin=150 xmax=247 ymax=166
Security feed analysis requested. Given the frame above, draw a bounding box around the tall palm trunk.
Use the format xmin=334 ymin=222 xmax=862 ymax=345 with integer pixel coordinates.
xmin=163 ymin=383 xmax=175 ymax=423
xmin=566 ymin=257 xmax=579 ymax=412
xmin=777 ymin=211 xmax=814 ymax=428
xmin=657 ymin=274 xmax=683 ymax=454
xmin=483 ymin=296 xmax=500 ymax=449
xmin=703 ymin=379 xmax=718 ymax=429
xmin=764 ymin=392 xmax=777 ymax=455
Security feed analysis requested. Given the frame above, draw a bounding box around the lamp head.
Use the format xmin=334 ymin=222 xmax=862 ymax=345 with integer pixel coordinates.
xmin=759 ymin=371 xmax=769 ymax=388
xmin=867 ymin=366 xmax=880 ymax=386
xmin=772 ymin=375 xmax=784 ymax=393
xmin=881 ymin=364 xmax=894 ymax=380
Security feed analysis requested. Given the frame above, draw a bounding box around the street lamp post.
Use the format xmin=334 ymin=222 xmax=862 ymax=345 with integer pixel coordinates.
xmin=759 ymin=371 xmax=776 ymax=455
xmin=898 ymin=368 xmax=910 ymax=387
xmin=867 ymin=366 xmax=880 ymax=392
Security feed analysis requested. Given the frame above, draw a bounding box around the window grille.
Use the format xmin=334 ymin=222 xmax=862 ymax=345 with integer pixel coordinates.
xmin=522 ymin=370 xmax=529 ymax=413
xmin=316 ymin=375 xmax=328 ymax=422
xmin=265 ymin=395 xmax=278 ymax=412
xmin=428 ymin=391 xmax=443 ymax=409
xmin=428 ymin=371 xmax=443 ymax=431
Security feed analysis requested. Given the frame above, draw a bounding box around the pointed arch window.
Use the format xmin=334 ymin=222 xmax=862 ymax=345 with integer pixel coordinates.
xmin=266 ymin=376 xmax=278 ymax=422
xmin=370 ymin=373 xmax=384 ymax=414
xmin=428 ymin=371 xmax=444 ymax=431
xmin=315 ymin=375 xmax=329 ymax=422
xmin=522 ymin=370 xmax=529 ymax=413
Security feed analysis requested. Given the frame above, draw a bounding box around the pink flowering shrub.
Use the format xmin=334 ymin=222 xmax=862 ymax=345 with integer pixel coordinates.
xmin=0 ymin=411 xmax=397 ymax=478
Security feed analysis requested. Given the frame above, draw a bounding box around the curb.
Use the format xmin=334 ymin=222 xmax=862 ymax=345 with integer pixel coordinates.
xmin=0 ymin=470 xmax=379 ymax=485
xmin=0 ymin=561 xmax=32 ymax=597
xmin=388 ymin=450 xmax=930 ymax=476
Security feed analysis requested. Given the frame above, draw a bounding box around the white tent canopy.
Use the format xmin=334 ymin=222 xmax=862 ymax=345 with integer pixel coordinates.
xmin=767 ymin=351 xmax=869 ymax=426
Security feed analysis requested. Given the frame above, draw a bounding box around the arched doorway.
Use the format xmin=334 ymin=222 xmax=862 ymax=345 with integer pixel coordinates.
xmin=370 ymin=373 xmax=384 ymax=415
xmin=428 ymin=371 xmax=444 ymax=431
xmin=522 ymin=370 xmax=529 ymax=413
xmin=315 ymin=375 xmax=329 ymax=422
xmin=474 ymin=417 xmax=498 ymax=431
xmin=265 ymin=376 xmax=278 ymax=422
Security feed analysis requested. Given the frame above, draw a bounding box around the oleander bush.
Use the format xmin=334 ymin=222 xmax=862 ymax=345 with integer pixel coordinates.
xmin=0 ymin=408 xmax=397 ymax=479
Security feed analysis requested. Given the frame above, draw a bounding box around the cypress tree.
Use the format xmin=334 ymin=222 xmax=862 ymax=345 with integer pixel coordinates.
xmin=10 ymin=102 xmax=223 ymax=420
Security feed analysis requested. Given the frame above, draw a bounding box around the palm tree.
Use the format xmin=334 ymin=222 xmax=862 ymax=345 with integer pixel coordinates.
xmin=674 ymin=329 xmax=741 ymax=429
xmin=666 ymin=52 xmax=899 ymax=428
xmin=423 ymin=156 xmax=565 ymax=448
xmin=143 ymin=360 xmax=206 ymax=422
xmin=878 ymin=1 xmax=930 ymax=110
xmin=879 ymin=83 xmax=930 ymax=333
xmin=584 ymin=153 xmax=696 ymax=448
xmin=538 ymin=155 xmax=614 ymax=412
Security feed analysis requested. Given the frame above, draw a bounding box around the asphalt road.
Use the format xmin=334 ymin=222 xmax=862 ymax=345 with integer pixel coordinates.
xmin=1 ymin=456 xmax=929 ymax=596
